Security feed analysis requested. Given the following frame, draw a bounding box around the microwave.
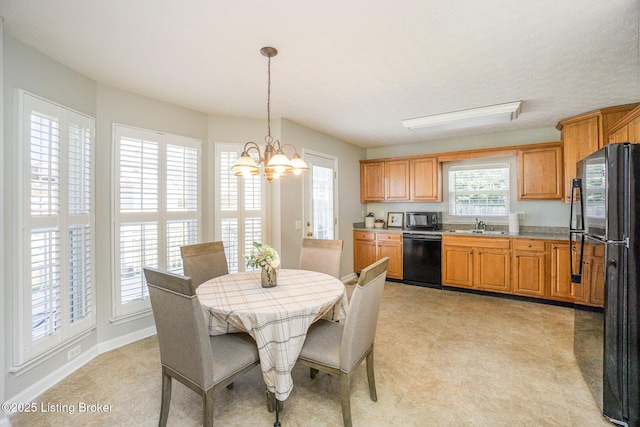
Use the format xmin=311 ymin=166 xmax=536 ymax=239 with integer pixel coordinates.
xmin=405 ymin=211 xmax=442 ymax=230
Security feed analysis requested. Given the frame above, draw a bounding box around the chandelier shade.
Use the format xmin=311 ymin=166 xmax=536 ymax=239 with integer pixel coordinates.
xmin=231 ymin=47 xmax=309 ymax=182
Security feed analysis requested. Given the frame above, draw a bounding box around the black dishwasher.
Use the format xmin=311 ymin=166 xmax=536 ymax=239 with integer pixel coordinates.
xmin=402 ymin=233 xmax=442 ymax=288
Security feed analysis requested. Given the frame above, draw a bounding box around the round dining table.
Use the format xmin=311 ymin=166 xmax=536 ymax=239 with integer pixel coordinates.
xmin=195 ymin=268 xmax=349 ymax=401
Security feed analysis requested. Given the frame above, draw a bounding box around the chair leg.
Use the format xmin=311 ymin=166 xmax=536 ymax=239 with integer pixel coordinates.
xmin=366 ymin=347 xmax=377 ymax=402
xmin=340 ymin=372 xmax=352 ymax=427
xmin=310 ymin=367 xmax=319 ymax=379
xmin=266 ymin=390 xmax=283 ymax=413
xmin=203 ymin=389 xmax=214 ymax=427
xmin=159 ymin=370 xmax=172 ymax=427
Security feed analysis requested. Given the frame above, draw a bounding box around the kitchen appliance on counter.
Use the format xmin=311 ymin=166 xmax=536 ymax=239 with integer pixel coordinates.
xmin=405 ymin=211 xmax=442 ymax=230
xmin=570 ymin=142 xmax=639 ymax=427
xmin=402 ymin=233 xmax=442 ymax=288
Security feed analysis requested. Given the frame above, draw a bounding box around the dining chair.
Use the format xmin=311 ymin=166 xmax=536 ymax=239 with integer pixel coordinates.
xmin=298 ymin=238 xmax=344 ymax=279
xmin=180 ymin=241 xmax=229 ymax=287
xmin=297 ymin=256 xmax=389 ymax=427
xmin=143 ymin=267 xmax=260 ymax=427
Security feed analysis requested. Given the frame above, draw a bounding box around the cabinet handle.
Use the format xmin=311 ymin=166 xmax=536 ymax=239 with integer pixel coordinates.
xmin=527 ymin=244 xmax=532 ymax=248
xmin=469 ymin=251 xmax=473 ymax=254
xmin=521 ymin=193 xmax=524 ymax=197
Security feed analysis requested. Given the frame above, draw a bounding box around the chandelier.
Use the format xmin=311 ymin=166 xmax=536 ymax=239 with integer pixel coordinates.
xmin=231 ymin=47 xmax=309 ymax=182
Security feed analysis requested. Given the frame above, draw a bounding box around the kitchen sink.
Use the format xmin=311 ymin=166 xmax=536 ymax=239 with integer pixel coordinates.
xmin=447 ymin=229 xmax=506 ymax=235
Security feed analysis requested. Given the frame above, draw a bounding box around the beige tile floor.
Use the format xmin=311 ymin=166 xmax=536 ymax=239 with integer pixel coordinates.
xmin=9 ymin=282 xmax=613 ymax=426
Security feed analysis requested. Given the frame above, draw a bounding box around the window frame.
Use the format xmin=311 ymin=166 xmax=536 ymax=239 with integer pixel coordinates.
xmin=214 ymin=142 xmax=267 ymax=273
xmin=112 ymin=124 xmax=201 ymax=321
xmin=447 ymin=162 xmax=511 ymax=218
xmin=14 ymin=90 xmax=96 ymax=367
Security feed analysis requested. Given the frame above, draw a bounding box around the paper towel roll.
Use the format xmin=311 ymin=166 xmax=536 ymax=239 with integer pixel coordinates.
xmin=509 ymin=213 xmax=519 ymax=234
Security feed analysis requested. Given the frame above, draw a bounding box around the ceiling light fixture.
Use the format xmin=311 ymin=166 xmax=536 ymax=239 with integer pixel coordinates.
xmin=402 ymin=101 xmax=522 ymax=131
xmin=231 ymin=47 xmax=308 ymax=182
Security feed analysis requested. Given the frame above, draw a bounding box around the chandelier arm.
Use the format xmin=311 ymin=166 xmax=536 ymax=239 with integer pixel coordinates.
xmin=278 ymin=143 xmax=299 ymax=155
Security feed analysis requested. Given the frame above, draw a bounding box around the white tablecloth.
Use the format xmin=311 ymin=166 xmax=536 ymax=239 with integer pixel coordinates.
xmin=195 ymin=269 xmax=349 ymax=400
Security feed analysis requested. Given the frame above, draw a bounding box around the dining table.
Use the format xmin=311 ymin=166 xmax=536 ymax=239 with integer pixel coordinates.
xmin=195 ymin=268 xmax=349 ymax=402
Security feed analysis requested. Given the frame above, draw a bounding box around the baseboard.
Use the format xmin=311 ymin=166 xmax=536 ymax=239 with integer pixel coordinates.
xmin=4 ymin=325 xmax=157 ymax=409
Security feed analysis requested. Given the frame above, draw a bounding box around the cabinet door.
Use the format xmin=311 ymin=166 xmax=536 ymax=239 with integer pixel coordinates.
xmin=562 ymin=118 xmax=599 ymax=203
xmin=354 ymin=240 xmax=376 ymax=273
xmin=513 ymin=250 xmax=546 ymax=297
xmin=385 ymin=160 xmax=410 ymax=201
xmin=628 ymin=116 xmax=640 ymax=142
xmin=608 ymin=126 xmax=628 ymax=144
xmin=377 ymin=241 xmax=403 ymax=280
xmin=410 ymin=157 xmax=441 ymax=202
xmin=442 ymin=245 xmax=474 ymax=288
xmin=549 ymin=242 xmax=575 ymax=301
xmin=517 ymin=144 xmax=563 ymax=200
xmin=360 ymin=162 xmax=385 ymax=202
xmin=474 ymin=249 xmax=511 ymax=293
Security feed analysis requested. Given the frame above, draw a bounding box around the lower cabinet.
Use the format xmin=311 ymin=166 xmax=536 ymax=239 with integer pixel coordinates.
xmin=442 ymin=236 xmax=511 ymax=293
xmin=353 ymin=230 xmax=403 ymax=279
xmin=512 ymin=239 xmax=547 ymax=298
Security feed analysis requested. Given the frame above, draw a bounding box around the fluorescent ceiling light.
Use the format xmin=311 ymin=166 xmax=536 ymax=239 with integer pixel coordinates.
xmin=402 ymin=101 xmax=522 ymax=131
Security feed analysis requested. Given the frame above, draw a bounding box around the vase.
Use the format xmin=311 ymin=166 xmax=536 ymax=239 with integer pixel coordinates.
xmin=261 ymin=266 xmax=277 ymax=288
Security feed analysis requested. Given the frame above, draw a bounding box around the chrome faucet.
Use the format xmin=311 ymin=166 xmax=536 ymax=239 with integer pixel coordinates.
xmin=475 ymin=218 xmax=486 ymax=231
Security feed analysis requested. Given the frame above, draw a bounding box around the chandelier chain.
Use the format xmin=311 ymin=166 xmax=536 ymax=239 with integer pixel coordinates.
xmin=265 ymin=54 xmax=272 ymax=143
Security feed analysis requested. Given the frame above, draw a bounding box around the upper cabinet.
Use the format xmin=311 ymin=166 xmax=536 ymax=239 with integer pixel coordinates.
xmin=360 ymin=156 xmax=440 ymax=202
xmin=557 ymin=104 xmax=639 ymax=203
xmin=410 ymin=157 xmax=442 ymax=202
xmin=517 ymin=142 xmax=563 ymax=200
xmin=607 ymin=104 xmax=640 ymax=145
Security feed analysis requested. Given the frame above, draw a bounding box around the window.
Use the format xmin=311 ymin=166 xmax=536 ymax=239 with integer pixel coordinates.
xmin=215 ymin=143 xmax=265 ymax=272
xmin=113 ymin=125 xmax=200 ymax=319
xmin=448 ymin=163 xmax=510 ymax=217
xmin=16 ymin=91 xmax=95 ymax=365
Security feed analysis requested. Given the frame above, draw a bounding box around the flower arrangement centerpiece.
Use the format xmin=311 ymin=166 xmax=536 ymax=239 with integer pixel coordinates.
xmin=246 ymin=242 xmax=280 ymax=288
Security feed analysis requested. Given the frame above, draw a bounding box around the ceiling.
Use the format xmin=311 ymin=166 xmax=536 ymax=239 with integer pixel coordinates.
xmin=1 ymin=0 xmax=639 ymax=148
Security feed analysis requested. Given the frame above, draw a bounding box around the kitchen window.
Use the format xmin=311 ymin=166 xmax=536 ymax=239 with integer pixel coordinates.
xmin=15 ymin=91 xmax=96 ymax=366
xmin=448 ymin=163 xmax=510 ymax=217
xmin=113 ymin=125 xmax=201 ymax=320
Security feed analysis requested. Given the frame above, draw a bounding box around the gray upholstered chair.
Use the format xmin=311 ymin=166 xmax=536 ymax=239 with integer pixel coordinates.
xmin=298 ymin=238 xmax=344 ymax=279
xmin=180 ymin=241 xmax=229 ymax=287
xmin=297 ymin=257 xmax=389 ymax=427
xmin=143 ymin=267 xmax=260 ymax=427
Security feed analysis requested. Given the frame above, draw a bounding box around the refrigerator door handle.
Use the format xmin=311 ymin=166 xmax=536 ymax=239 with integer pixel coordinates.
xmin=569 ymin=178 xmax=585 ymax=232
xmin=569 ymin=232 xmax=585 ymax=284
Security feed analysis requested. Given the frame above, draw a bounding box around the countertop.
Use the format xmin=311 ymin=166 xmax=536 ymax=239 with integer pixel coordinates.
xmin=353 ymin=224 xmax=569 ymax=241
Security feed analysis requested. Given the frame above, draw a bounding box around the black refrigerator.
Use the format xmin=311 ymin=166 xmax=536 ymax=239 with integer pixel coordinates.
xmin=570 ymin=142 xmax=640 ymax=426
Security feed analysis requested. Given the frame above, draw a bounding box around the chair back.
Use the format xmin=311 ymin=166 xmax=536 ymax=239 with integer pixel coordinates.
xmin=181 ymin=241 xmax=229 ymax=287
xmin=340 ymin=257 xmax=389 ymax=372
xmin=299 ymin=238 xmax=344 ymax=279
xmin=143 ymin=267 xmax=215 ymax=390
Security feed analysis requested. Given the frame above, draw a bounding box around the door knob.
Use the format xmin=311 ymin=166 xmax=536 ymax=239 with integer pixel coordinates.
xmin=306 ymin=232 xmax=313 ymax=237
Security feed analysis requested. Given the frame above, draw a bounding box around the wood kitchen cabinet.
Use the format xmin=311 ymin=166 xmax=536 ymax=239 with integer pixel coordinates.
xmin=607 ymin=104 xmax=640 ymax=144
xmin=410 ymin=156 xmax=441 ymax=202
xmin=517 ymin=142 xmax=563 ymax=200
xmin=442 ymin=236 xmax=511 ymax=294
xmin=549 ymin=240 xmax=581 ymax=302
xmin=360 ymin=161 xmax=385 ymax=202
xmin=353 ymin=230 xmax=403 ymax=279
xmin=360 ymin=157 xmax=437 ymax=202
xmin=557 ymin=104 xmax=638 ymax=203
xmin=512 ymin=239 xmax=547 ymax=298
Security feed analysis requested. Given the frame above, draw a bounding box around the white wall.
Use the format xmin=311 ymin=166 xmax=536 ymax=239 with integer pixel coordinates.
xmin=279 ymin=119 xmax=366 ymax=278
xmin=0 ymin=17 xmax=6 ymax=427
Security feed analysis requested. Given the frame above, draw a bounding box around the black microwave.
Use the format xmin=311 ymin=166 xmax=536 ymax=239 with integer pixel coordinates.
xmin=405 ymin=212 xmax=442 ymax=230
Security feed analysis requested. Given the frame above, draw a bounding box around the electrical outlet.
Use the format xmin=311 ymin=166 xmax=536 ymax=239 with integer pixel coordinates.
xmin=67 ymin=345 xmax=81 ymax=361
xmin=517 ymin=212 xmax=525 ymax=220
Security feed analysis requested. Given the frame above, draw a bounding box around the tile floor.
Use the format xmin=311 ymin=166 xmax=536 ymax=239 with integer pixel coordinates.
xmin=9 ymin=282 xmax=613 ymax=426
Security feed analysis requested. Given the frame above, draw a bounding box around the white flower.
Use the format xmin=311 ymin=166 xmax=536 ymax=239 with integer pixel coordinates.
xmin=246 ymin=242 xmax=280 ymax=270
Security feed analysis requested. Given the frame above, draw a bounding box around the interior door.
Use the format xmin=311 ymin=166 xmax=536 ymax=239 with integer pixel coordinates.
xmin=303 ymin=151 xmax=337 ymax=240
